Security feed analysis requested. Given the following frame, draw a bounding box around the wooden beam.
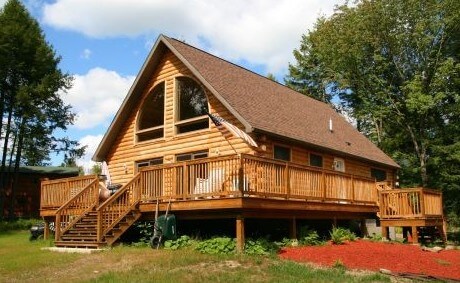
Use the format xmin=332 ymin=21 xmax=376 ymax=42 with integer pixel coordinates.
xmin=236 ymin=216 xmax=245 ymax=253
xmin=381 ymin=225 xmax=389 ymax=241
xmin=43 ymin=220 xmax=50 ymax=240
xmin=411 ymin=226 xmax=419 ymax=244
xmin=360 ymin=219 xmax=368 ymax=237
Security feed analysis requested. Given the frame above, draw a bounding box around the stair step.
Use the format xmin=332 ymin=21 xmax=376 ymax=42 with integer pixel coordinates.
xmin=61 ymin=235 xmax=97 ymax=241
xmin=55 ymin=241 xmax=105 ymax=249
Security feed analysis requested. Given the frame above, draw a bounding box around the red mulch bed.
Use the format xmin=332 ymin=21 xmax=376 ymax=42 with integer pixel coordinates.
xmin=279 ymin=240 xmax=460 ymax=280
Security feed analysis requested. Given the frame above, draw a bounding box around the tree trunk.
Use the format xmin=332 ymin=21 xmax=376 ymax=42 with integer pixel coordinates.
xmin=0 ymin=104 xmax=14 ymax=219
xmin=8 ymin=118 xmax=25 ymax=220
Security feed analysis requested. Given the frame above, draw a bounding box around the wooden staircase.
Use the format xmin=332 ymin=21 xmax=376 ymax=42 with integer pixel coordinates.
xmin=54 ymin=174 xmax=143 ymax=249
xmin=55 ymin=209 xmax=141 ymax=248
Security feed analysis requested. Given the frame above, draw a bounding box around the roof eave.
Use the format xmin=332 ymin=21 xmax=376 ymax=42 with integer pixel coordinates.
xmin=92 ymin=36 xmax=168 ymax=162
xmin=253 ymin=128 xmax=400 ymax=169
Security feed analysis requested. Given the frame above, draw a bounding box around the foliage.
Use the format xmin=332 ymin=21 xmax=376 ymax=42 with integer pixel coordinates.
xmin=244 ymin=238 xmax=280 ymax=255
xmin=134 ymin=221 xmax=153 ymax=244
xmin=0 ymin=0 xmax=86 ymax=220
xmin=1 ymin=231 xmax=391 ymax=283
xmin=0 ymin=218 xmax=42 ymax=233
xmin=298 ymin=226 xmax=325 ymax=246
xmin=286 ymin=0 xmax=460 ymax=215
xmin=164 ymin=235 xmax=196 ymax=250
xmin=330 ymin=227 xmax=357 ymax=245
xmin=195 ymin=237 xmax=236 ymax=254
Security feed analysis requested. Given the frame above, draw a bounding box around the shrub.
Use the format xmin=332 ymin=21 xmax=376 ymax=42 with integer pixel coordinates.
xmin=298 ymin=227 xmax=324 ymax=246
xmin=245 ymin=238 xmax=279 ymax=255
xmin=164 ymin=235 xmax=196 ymax=250
xmin=195 ymin=237 xmax=236 ymax=254
xmin=0 ymin=218 xmax=42 ymax=233
xmin=330 ymin=227 xmax=356 ymax=245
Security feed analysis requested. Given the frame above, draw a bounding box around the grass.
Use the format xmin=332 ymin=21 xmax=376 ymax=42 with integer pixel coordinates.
xmin=0 ymin=231 xmax=391 ymax=283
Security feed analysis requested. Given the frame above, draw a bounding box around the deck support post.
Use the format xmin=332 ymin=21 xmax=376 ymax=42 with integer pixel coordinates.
xmin=289 ymin=217 xmax=296 ymax=239
xmin=43 ymin=219 xmax=50 ymax=240
xmin=236 ymin=216 xmax=245 ymax=253
xmin=360 ymin=219 xmax=368 ymax=237
xmin=411 ymin=226 xmax=419 ymax=244
xmin=381 ymin=226 xmax=389 ymax=240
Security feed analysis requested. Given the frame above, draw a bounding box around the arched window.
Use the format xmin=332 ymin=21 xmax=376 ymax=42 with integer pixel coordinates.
xmin=175 ymin=77 xmax=209 ymax=134
xmin=137 ymin=82 xmax=165 ymax=142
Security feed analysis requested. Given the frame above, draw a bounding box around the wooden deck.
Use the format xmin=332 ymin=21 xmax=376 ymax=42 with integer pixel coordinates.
xmin=40 ymin=154 xmax=445 ymax=248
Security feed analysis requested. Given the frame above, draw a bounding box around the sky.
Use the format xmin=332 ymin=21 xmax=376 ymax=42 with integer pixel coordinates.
xmin=1 ymin=0 xmax=344 ymax=171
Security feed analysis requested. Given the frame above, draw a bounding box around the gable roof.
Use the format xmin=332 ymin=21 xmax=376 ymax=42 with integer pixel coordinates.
xmin=93 ymin=35 xmax=399 ymax=168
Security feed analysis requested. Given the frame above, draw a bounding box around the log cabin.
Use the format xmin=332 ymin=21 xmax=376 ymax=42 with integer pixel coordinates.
xmin=40 ymin=35 xmax=445 ymax=249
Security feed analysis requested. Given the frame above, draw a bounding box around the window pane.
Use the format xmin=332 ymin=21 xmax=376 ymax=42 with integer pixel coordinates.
xmin=177 ymin=120 xmax=209 ymax=134
xmin=139 ymin=83 xmax=165 ymax=129
xmin=371 ymin=168 xmax=387 ymax=181
xmin=176 ymin=151 xmax=208 ymax=162
xmin=274 ymin=145 xmax=290 ymax=161
xmin=310 ymin=154 xmax=323 ymax=167
xmin=177 ymin=77 xmax=208 ymax=120
xmin=137 ymin=129 xmax=163 ymax=142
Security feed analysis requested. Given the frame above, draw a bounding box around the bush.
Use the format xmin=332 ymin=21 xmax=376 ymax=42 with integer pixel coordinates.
xmin=164 ymin=235 xmax=196 ymax=250
xmin=195 ymin=237 xmax=236 ymax=254
xmin=298 ymin=227 xmax=324 ymax=246
xmin=245 ymin=238 xmax=279 ymax=255
xmin=0 ymin=218 xmax=42 ymax=233
xmin=330 ymin=227 xmax=356 ymax=245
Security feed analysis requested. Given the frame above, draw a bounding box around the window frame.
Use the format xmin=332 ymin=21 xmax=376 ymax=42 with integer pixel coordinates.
xmin=174 ymin=76 xmax=209 ymax=135
xmin=333 ymin=157 xmax=346 ymax=172
xmin=136 ymin=157 xmax=164 ymax=172
xmin=371 ymin=168 xmax=387 ymax=182
xmin=273 ymin=145 xmax=291 ymax=162
xmin=309 ymin=153 xmax=323 ymax=168
xmin=136 ymin=82 xmax=166 ymax=143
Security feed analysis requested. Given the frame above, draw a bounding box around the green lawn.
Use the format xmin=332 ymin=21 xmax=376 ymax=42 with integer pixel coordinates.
xmin=0 ymin=231 xmax=390 ymax=283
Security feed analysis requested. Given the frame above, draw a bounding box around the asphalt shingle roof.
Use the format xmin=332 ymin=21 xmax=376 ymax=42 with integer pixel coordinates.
xmin=93 ymin=35 xmax=398 ymax=168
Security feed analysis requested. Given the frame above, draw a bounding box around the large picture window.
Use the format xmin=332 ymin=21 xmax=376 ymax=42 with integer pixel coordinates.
xmin=137 ymin=82 xmax=165 ymax=142
xmin=175 ymin=77 xmax=209 ymax=134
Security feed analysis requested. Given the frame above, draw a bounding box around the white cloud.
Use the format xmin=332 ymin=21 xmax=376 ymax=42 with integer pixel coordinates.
xmin=63 ymin=67 xmax=135 ymax=129
xmin=80 ymin=48 xmax=92 ymax=59
xmin=42 ymin=0 xmax=343 ymax=74
xmin=76 ymin=134 xmax=103 ymax=173
xmin=0 ymin=0 xmax=7 ymax=8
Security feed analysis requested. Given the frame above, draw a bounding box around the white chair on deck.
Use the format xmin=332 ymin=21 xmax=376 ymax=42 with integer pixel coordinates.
xmin=194 ymin=168 xmax=225 ymax=196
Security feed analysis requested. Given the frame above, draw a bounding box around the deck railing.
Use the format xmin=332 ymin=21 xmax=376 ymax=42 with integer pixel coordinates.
xmin=379 ymin=188 xmax=443 ymax=219
xmin=41 ymin=175 xmax=97 ymax=209
xmin=137 ymin=154 xmax=377 ymax=204
xmin=97 ymin=173 xmax=141 ymax=242
xmin=55 ymin=179 xmax=99 ymax=241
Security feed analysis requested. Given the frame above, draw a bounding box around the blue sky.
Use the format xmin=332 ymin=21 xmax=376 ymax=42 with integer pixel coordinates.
xmin=2 ymin=0 xmax=343 ymax=170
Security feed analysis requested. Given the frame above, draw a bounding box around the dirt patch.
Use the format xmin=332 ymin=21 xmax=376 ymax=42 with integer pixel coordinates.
xmin=279 ymin=240 xmax=460 ymax=280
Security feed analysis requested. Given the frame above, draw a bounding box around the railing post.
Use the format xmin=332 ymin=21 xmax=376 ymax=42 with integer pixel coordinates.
xmin=419 ymin=189 xmax=425 ymax=217
xmin=321 ymin=171 xmax=326 ymax=201
xmin=55 ymin=213 xmax=61 ymax=241
xmin=350 ymin=175 xmax=355 ymax=203
xmin=239 ymin=155 xmax=244 ymax=196
xmin=285 ymin=162 xmax=290 ymax=199
xmin=183 ymin=163 xmax=188 ymax=199
xmin=97 ymin=210 xmax=102 ymax=243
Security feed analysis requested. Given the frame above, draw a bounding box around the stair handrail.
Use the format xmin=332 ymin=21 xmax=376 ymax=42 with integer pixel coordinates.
xmin=55 ymin=177 xmax=99 ymax=241
xmin=97 ymin=173 xmax=141 ymax=243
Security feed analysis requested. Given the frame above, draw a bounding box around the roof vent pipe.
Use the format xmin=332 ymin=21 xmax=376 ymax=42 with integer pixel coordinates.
xmin=329 ymin=118 xmax=333 ymax=132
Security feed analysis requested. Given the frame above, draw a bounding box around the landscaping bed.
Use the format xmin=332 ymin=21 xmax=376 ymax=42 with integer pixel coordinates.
xmin=279 ymin=240 xmax=460 ymax=280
